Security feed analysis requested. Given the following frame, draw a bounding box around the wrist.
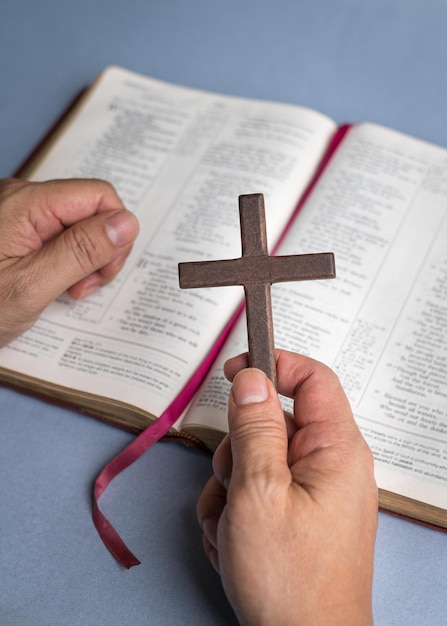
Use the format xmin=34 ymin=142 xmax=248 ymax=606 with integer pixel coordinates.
xmin=234 ymin=587 xmax=373 ymax=626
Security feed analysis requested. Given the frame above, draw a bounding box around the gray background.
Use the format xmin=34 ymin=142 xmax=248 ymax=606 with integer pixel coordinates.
xmin=1 ymin=1 xmax=446 ymax=624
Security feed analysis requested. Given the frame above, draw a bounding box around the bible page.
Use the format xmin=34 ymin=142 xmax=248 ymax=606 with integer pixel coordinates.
xmin=0 ymin=66 xmax=336 ymax=421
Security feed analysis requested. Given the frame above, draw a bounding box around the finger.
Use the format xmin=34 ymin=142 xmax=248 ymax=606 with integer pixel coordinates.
xmin=227 ymin=368 xmax=289 ymax=487
xmin=202 ymin=534 xmax=220 ymax=574
xmin=197 ymin=474 xmax=227 ymax=572
xmin=11 ymin=208 xmax=139 ymax=310
xmin=0 ymin=178 xmax=128 ymax=258
xmin=67 ymin=250 xmax=131 ymax=299
xmin=227 ymin=349 xmax=354 ymax=430
xmin=225 ymin=349 xmax=342 ymax=404
xmin=212 ymin=408 xmax=298 ymax=488
xmin=211 ymin=434 xmax=233 ymax=489
xmin=225 ymin=354 xmax=298 ymax=440
xmin=276 ymin=351 xmax=359 ymax=442
xmin=223 ymin=352 xmax=249 ymax=382
xmin=197 ymin=475 xmax=227 ymax=532
xmin=196 ymin=475 xmax=224 ymax=573
xmin=270 ymin=352 xmax=370 ymax=477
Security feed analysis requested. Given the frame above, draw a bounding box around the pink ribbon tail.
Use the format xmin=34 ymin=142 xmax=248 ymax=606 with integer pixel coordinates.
xmin=92 ymin=313 xmax=241 ymax=568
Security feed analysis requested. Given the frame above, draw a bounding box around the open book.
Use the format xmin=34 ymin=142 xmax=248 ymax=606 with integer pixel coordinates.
xmin=3 ymin=66 xmax=447 ymax=530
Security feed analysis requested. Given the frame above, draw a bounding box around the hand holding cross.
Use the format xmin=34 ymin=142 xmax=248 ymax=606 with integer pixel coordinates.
xmin=178 ymin=194 xmax=335 ymax=388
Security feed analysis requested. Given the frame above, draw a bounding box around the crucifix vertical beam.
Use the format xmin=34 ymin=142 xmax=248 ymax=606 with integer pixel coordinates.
xmin=239 ymin=194 xmax=277 ymax=385
xmin=178 ymin=193 xmax=336 ymax=389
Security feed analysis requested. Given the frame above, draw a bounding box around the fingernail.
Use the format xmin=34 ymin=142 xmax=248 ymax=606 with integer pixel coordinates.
xmin=105 ymin=211 xmax=138 ymax=246
xmin=232 ymin=369 xmax=269 ymax=406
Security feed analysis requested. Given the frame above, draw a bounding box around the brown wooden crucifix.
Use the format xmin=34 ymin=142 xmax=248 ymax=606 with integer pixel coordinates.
xmin=178 ymin=193 xmax=335 ymax=388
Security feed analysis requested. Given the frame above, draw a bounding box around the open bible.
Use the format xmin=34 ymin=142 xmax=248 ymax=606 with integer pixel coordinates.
xmin=2 ymin=66 xmax=447 ymax=533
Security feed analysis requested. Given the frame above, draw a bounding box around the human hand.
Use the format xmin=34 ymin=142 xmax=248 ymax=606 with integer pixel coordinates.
xmin=197 ymin=350 xmax=377 ymax=626
xmin=0 ymin=178 xmax=139 ymax=346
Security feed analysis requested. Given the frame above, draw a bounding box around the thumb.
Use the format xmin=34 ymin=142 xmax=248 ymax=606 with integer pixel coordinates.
xmin=24 ymin=208 xmax=139 ymax=305
xmin=228 ymin=368 xmax=289 ymax=487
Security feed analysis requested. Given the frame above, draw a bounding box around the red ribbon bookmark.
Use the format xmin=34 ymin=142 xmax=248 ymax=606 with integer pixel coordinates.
xmin=92 ymin=316 xmax=239 ymax=568
xmin=92 ymin=406 xmax=181 ymax=567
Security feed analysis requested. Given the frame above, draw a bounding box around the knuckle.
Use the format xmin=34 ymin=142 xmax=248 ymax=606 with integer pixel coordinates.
xmin=85 ymin=178 xmax=123 ymax=208
xmin=67 ymin=224 xmax=106 ymax=272
xmin=233 ymin=408 xmax=282 ymax=439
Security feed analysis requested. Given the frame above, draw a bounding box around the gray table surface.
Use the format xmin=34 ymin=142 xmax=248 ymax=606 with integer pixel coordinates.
xmin=1 ymin=1 xmax=446 ymax=624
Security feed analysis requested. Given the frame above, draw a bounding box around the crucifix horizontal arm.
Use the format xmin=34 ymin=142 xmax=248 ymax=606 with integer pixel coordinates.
xmin=178 ymin=253 xmax=336 ymax=288
xmin=178 ymin=193 xmax=335 ymax=388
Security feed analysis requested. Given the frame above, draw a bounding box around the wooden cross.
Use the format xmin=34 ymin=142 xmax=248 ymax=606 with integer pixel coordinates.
xmin=178 ymin=193 xmax=335 ymax=388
